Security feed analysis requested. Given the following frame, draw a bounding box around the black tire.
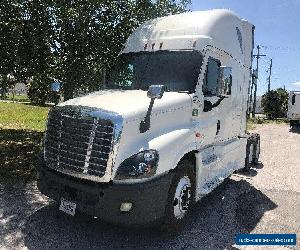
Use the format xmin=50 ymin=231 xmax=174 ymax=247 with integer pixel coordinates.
xmin=290 ymin=120 xmax=300 ymax=130
xmin=161 ymin=159 xmax=196 ymax=233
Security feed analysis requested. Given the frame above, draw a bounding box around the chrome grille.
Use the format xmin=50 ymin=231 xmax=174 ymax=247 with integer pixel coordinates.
xmin=44 ymin=107 xmax=114 ymax=178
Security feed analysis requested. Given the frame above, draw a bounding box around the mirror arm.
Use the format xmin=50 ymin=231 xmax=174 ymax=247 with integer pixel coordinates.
xmin=204 ymin=96 xmax=226 ymax=112
xmin=139 ymin=98 xmax=155 ymax=133
xmin=140 ymin=84 xmax=164 ymax=133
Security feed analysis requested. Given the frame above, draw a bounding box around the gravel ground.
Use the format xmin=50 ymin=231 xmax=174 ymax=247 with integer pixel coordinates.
xmin=0 ymin=124 xmax=299 ymax=249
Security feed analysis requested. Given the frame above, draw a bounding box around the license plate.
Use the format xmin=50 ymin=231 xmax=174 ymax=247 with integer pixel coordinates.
xmin=59 ymin=198 xmax=76 ymax=216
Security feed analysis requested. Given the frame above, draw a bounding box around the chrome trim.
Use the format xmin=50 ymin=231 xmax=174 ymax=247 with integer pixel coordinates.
xmin=44 ymin=105 xmax=123 ymax=182
xmin=83 ymin=120 xmax=97 ymax=174
xmin=88 ymin=107 xmax=124 ymax=182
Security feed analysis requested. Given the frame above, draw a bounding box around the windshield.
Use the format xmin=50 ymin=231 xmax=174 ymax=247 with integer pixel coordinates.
xmin=106 ymin=51 xmax=203 ymax=93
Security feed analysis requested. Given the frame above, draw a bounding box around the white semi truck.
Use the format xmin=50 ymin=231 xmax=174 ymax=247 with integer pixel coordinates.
xmin=288 ymin=91 xmax=300 ymax=129
xmin=38 ymin=9 xmax=260 ymax=230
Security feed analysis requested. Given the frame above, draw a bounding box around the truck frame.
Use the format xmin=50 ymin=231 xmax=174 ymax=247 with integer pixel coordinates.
xmin=37 ymin=9 xmax=260 ymax=230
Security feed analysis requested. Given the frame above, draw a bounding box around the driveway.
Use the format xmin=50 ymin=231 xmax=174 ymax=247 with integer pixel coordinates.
xmin=0 ymin=124 xmax=299 ymax=249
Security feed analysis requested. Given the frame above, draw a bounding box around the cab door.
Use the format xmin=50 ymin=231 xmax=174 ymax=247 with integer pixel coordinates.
xmin=192 ymin=47 xmax=234 ymax=148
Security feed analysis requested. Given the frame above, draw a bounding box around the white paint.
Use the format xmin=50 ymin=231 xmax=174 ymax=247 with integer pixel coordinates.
xmin=123 ymin=9 xmax=253 ymax=69
xmin=52 ymin=10 xmax=255 ymax=201
xmin=59 ymin=90 xmax=190 ymax=121
xmin=287 ymin=91 xmax=300 ymax=120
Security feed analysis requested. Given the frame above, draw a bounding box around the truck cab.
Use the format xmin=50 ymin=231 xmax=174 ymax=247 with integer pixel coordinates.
xmin=288 ymin=91 xmax=300 ymax=129
xmin=37 ymin=9 xmax=260 ymax=229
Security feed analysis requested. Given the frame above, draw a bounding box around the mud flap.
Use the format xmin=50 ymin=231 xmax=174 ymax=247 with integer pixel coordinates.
xmin=244 ymin=133 xmax=260 ymax=171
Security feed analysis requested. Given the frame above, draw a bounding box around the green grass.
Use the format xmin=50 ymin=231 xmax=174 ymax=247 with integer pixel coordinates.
xmin=2 ymin=94 xmax=30 ymax=102
xmin=0 ymin=102 xmax=51 ymax=181
xmin=0 ymin=102 xmax=50 ymax=131
xmin=247 ymin=117 xmax=289 ymax=130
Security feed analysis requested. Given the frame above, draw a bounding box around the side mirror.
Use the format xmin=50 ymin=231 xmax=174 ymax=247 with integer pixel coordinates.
xmin=218 ymin=66 xmax=232 ymax=96
xmin=51 ymin=82 xmax=61 ymax=92
xmin=140 ymin=85 xmax=165 ymax=133
xmin=147 ymin=85 xmax=165 ymax=99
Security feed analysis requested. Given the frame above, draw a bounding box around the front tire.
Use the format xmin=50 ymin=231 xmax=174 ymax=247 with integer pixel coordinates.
xmin=161 ymin=160 xmax=196 ymax=232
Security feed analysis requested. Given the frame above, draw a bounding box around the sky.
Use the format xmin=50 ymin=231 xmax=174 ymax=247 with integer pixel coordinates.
xmin=191 ymin=0 xmax=300 ymax=95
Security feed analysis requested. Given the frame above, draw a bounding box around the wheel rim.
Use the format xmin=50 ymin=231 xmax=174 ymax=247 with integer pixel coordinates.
xmin=173 ymin=176 xmax=192 ymax=219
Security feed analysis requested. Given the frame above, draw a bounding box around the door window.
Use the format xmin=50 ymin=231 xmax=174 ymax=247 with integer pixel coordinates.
xmin=203 ymin=57 xmax=221 ymax=96
xmin=202 ymin=57 xmax=232 ymax=112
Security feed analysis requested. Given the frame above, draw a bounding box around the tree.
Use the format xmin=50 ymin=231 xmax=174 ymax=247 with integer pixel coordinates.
xmin=27 ymin=75 xmax=51 ymax=105
xmin=0 ymin=0 xmax=54 ymax=103
xmin=0 ymin=0 xmax=22 ymax=98
xmin=1 ymin=0 xmax=190 ymax=102
xmin=49 ymin=0 xmax=191 ymax=100
xmin=261 ymin=88 xmax=288 ymax=119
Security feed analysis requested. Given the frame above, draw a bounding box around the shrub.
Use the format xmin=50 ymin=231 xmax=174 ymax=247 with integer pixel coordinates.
xmin=27 ymin=76 xmax=51 ymax=105
xmin=261 ymin=88 xmax=288 ymax=119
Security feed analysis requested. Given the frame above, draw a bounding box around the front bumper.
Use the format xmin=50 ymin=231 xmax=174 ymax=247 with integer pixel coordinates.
xmin=37 ymin=159 xmax=173 ymax=226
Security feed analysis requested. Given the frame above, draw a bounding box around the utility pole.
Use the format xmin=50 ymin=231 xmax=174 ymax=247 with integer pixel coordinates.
xmin=252 ymin=45 xmax=266 ymax=118
xmin=267 ymin=58 xmax=273 ymax=92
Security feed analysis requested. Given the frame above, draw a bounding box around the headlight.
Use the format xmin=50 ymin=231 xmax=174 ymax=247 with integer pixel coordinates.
xmin=115 ymin=150 xmax=159 ymax=180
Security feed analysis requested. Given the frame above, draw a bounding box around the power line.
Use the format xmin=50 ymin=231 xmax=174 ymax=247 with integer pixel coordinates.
xmin=261 ymin=45 xmax=300 ymax=51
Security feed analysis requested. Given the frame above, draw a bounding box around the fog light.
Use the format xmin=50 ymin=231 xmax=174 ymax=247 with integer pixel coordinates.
xmin=120 ymin=202 xmax=133 ymax=212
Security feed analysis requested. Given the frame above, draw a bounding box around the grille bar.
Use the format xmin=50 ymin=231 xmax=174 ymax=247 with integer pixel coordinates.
xmin=44 ymin=107 xmax=114 ymax=178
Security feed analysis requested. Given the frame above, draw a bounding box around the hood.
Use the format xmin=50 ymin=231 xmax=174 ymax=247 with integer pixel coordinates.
xmin=59 ymin=90 xmax=191 ymax=120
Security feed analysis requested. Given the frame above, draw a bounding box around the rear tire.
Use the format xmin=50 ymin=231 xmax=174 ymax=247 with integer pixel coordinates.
xmin=161 ymin=159 xmax=196 ymax=233
xmin=290 ymin=120 xmax=300 ymax=129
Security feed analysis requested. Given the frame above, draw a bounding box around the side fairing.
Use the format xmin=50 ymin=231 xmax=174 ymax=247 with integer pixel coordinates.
xmin=195 ymin=137 xmax=247 ymax=200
